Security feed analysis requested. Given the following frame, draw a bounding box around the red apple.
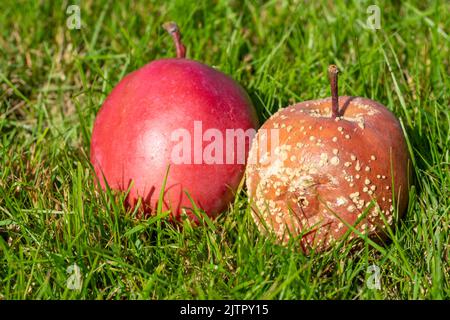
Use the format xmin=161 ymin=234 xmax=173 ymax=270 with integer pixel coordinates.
xmin=246 ymin=65 xmax=411 ymax=252
xmin=90 ymin=22 xmax=258 ymax=221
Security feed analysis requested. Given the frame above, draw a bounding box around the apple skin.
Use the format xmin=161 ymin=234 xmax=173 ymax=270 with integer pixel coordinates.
xmin=91 ymin=58 xmax=259 ymax=220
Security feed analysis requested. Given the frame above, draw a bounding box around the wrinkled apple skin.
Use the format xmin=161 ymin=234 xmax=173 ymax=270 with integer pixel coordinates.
xmin=90 ymin=58 xmax=259 ymax=220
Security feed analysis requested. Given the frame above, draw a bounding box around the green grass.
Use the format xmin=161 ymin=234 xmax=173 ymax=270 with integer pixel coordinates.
xmin=0 ymin=0 xmax=449 ymax=299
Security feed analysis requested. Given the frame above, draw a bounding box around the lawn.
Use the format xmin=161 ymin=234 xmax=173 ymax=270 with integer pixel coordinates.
xmin=0 ymin=0 xmax=449 ymax=299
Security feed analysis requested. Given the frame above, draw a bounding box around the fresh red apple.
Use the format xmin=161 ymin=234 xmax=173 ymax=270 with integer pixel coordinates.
xmin=246 ymin=65 xmax=411 ymax=252
xmin=90 ymin=22 xmax=259 ymax=221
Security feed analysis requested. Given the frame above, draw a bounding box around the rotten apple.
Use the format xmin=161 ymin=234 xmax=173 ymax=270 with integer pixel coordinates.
xmin=246 ymin=65 xmax=411 ymax=252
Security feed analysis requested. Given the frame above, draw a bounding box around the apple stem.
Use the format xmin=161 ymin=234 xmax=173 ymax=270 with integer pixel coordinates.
xmin=163 ymin=21 xmax=186 ymax=59
xmin=328 ymin=65 xmax=339 ymax=118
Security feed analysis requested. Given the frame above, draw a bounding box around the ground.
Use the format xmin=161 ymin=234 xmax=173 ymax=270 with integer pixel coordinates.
xmin=0 ymin=0 xmax=449 ymax=299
